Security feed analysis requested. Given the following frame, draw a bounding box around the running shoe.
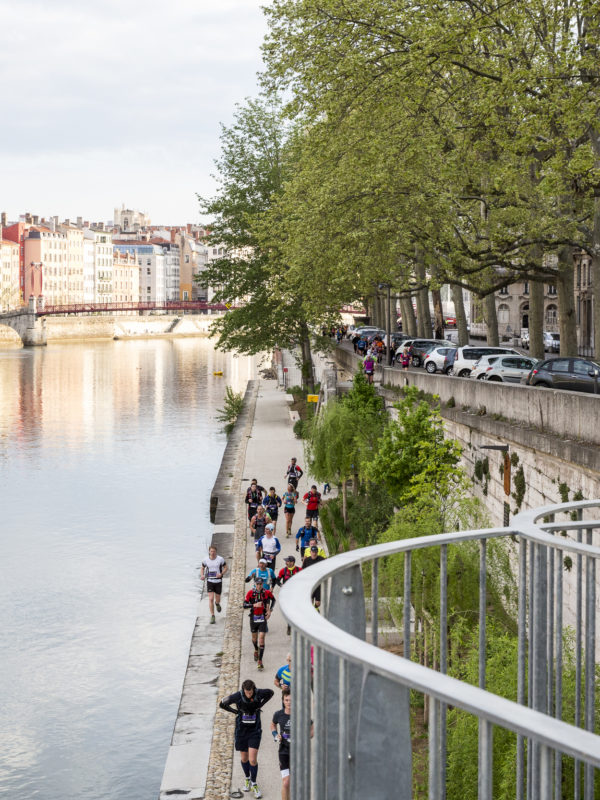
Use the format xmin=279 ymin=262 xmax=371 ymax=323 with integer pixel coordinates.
xmin=253 ymin=650 xmax=259 ymax=661
xmin=243 ymin=777 xmax=251 ymax=792
xmin=216 ymin=603 xmax=221 ymax=613
xmin=210 ymin=615 xmax=216 ymax=624
xmin=257 ymin=660 xmax=264 ymax=670
xmin=252 ymin=783 xmax=262 ymax=798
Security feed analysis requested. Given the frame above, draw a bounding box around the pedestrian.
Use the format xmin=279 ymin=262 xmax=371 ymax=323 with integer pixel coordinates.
xmin=277 ymin=555 xmax=302 ymax=635
xmin=220 ymin=678 xmax=274 ymax=798
xmin=400 ymin=346 xmax=411 ymax=371
xmin=250 ymin=505 xmax=272 ymax=542
xmin=281 ymin=483 xmax=299 ymax=537
xmin=245 ymin=558 xmax=277 ymax=591
xmin=274 ymin=652 xmax=292 ymax=691
xmin=323 ymin=481 xmax=330 ymax=495
xmin=302 ymin=485 xmax=322 ymax=523
xmin=262 ymin=487 xmax=282 ymax=533
xmin=243 ymin=576 xmax=276 ymax=670
xmin=295 ymin=516 xmax=319 ymax=553
xmin=363 ymin=352 xmax=375 ymax=384
xmin=245 ymin=479 xmax=266 ymax=525
xmin=200 ymin=545 xmax=228 ymax=624
xmin=284 ymin=457 xmax=303 ymax=489
xmin=302 ymin=545 xmax=327 ymax=609
xmin=256 ymin=523 xmax=281 ymax=570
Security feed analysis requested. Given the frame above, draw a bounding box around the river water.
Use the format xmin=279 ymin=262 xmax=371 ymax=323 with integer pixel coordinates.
xmin=0 ymin=338 xmax=256 ymax=800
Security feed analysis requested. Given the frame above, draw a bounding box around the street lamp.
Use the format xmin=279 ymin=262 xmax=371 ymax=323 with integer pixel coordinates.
xmin=479 ymin=444 xmax=511 ymax=526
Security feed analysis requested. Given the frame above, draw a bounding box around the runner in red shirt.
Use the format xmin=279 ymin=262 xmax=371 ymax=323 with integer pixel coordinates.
xmin=302 ymin=485 xmax=322 ymax=523
xmin=276 ymin=555 xmax=302 ymax=636
xmin=243 ymin=577 xmax=276 ymax=670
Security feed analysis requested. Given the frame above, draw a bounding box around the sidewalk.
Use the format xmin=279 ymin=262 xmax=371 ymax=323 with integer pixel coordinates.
xmin=230 ymin=378 xmax=314 ymax=798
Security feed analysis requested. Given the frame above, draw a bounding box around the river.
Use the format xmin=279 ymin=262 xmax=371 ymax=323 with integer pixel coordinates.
xmin=0 ymin=337 xmax=256 ymax=800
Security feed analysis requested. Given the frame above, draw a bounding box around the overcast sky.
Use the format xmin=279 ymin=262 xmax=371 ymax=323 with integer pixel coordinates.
xmin=0 ymin=0 xmax=267 ymax=226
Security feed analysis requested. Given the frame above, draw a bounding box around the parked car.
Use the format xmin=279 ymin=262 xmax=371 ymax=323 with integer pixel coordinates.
xmin=482 ymin=355 xmax=540 ymax=383
xmin=526 ymin=357 xmax=600 ymax=393
xmin=396 ymin=338 xmax=455 ymax=367
xmin=450 ymin=346 xmax=522 ymax=377
xmin=470 ymin=354 xmax=502 ymax=380
xmin=520 ymin=330 xmax=560 ymax=352
xmin=351 ymin=326 xmax=381 ymax=343
xmin=424 ymin=346 xmax=458 ymax=373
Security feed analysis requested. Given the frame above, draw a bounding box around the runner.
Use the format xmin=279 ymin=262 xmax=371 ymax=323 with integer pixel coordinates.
xmin=250 ymin=505 xmax=272 ymax=542
xmin=295 ymin=515 xmax=319 ymax=553
xmin=363 ymin=351 xmax=375 ymax=384
xmin=262 ymin=487 xmax=282 ymax=533
xmin=302 ymin=485 xmax=322 ymax=523
xmin=302 ymin=536 xmax=326 ymax=560
xmin=245 ymin=479 xmax=266 ymax=525
xmin=200 ymin=545 xmax=228 ymax=624
xmin=284 ymin=457 xmax=303 ymax=489
xmin=302 ymin=545 xmax=327 ymax=608
xmin=243 ymin=576 xmax=276 ymax=670
xmin=276 ymin=555 xmax=302 ymax=635
xmin=271 ymin=688 xmax=292 ymax=800
xmin=245 ymin=559 xmax=277 ymax=591
xmin=274 ymin=653 xmax=292 ymax=691
xmin=219 ymin=678 xmax=274 ymax=798
xmin=256 ymin=523 xmax=281 ymax=570
xmin=281 ymin=483 xmax=299 ymax=537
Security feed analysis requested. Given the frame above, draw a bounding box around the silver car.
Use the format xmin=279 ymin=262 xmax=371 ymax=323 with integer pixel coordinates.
xmin=482 ymin=355 xmax=540 ymax=383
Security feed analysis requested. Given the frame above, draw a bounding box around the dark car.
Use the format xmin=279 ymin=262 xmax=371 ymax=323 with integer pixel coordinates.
xmin=397 ymin=338 xmax=455 ymax=367
xmin=527 ymin=357 xmax=600 ymax=393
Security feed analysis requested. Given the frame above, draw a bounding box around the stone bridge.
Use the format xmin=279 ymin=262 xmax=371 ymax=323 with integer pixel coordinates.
xmin=0 ymin=299 xmax=47 ymax=345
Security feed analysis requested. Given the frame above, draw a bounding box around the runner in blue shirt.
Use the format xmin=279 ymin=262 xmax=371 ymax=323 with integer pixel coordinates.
xmin=245 ymin=559 xmax=277 ymax=590
xmin=295 ymin=517 xmax=319 ymax=553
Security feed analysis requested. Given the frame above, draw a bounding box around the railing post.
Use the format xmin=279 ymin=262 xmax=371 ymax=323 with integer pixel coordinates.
xmin=554 ymin=546 xmax=563 ymax=800
xmin=478 ymin=719 xmax=493 ymax=800
xmin=371 ymin=558 xmax=379 ymax=648
xmin=312 ymin=644 xmax=326 ymax=799
xmin=584 ymin=528 xmax=596 ymax=800
xmin=429 ymin=697 xmax=440 ymax=800
xmin=575 ymin=515 xmax=583 ymax=800
xmin=517 ymin=537 xmax=527 ymax=800
xmin=404 ymin=551 xmax=412 ymax=660
xmin=439 ymin=545 xmax=448 ymax=800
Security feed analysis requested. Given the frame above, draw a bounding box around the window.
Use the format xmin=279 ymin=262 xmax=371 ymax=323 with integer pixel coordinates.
xmin=547 ymin=284 xmax=557 ymax=295
xmin=498 ymin=304 xmax=509 ymax=324
xmin=147 ymin=268 xmax=151 ymax=275
xmin=523 ymin=282 xmax=529 ymax=294
xmin=502 ymin=358 xmax=520 ymax=368
xmin=545 ymin=305 xmax=558 ymax=327
xmin=499 ymin=286 xmax=509 ymax=295
xmin=573 ymin=360 xmax=593 ymax=375
xmin=549 ymin=359 xmax=570 ymax=373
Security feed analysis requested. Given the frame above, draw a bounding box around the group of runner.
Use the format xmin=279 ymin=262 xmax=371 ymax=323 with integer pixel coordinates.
xmin=202 ymin=458 xmax=324 ymax=799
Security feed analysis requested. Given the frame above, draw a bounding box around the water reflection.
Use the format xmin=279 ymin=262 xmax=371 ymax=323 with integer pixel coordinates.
xmin=0 ymin=338 xmax=256 ymax=800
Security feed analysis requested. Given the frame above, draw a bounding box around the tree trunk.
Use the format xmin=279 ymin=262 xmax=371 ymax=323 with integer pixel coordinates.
xmin=451 ymin=283 xmax=469 ymax=345
xmin=415 ymin=252 xmax=429 ymax=337
xmin=432 ymin=287 xmax=444 ymax=340
xmin=342 ymin=478 xmax=347 ymax=524
xmin=529 ymin=278 xmax=545 ymax=360
xmin=299 ymin=321 xmax=315 ymax=392
xmin=401 ymin=296 xmax=417 ymax=336
xmin=557 ymin=247 xmax=577 ymax=356
xmin=593 ymin=198 xmax=600 ymax=361
xmin=484 ymin=293 xmax=499 ymax=346
xmin=352 ymin=472 xmax=359 ymax=496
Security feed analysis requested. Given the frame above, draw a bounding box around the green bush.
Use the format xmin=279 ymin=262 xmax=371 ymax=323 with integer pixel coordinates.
xmin=216 ymin=386 xmax=244 ymax=434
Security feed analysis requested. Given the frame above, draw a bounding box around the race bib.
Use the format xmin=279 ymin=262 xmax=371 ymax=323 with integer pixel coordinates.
xmin=282 ymin=731 xmax=290 ymax=740
xmin=253 ymin=614 xmax=265 ymax=622
xmin=242 ymin=713 xmax=256 ymax=724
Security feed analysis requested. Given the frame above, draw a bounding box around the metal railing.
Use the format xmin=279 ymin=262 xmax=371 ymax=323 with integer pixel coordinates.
xmin=279 ymin=500 xmax=600 ymax=800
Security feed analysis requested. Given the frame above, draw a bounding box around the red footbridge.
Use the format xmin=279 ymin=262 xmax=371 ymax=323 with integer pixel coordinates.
xmin=36 ymin=300 xmax=230 ymax=316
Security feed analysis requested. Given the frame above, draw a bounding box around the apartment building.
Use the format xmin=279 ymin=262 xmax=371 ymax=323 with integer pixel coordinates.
xmin=83 ymin=228 xmax=114 ymax=303
xmin=150 ymin=239 xmax=180 ymax=301
xmin=0 ymin=238 xmax=20 ymax=310
xmin=113 ymin=250 xmax=140 ymax=303
xmin=113 ymin=242 xmax=166 ymax=303
xmin=23 ymin=227 xmax=69 ymax=305
xmin=57 ymin=223 xmax=85 ymax=304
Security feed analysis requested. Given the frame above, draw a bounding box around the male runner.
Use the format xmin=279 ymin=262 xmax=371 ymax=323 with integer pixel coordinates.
xmin=245 ymin=558 xmax=277 ymax=591
xmin=271 ymin=687 xmax=292 ymax=800
xmin=243 ymin=576 xmax=276 ymax=670
xmin=220 ymin=678 xmax=274 ymax=798
xmin=281 ymin=484 xmax=299 ymax=537
xmin=256 ymin=523 xmax=281 ymax=570
xmin=200 ymin=545 xmax=228 ymax=624
xmin=295 ymin=517 xmax=319 ymax=553
xmin=262 ymin=487 xmax=282 ymax=533
xmin=284 ymin=457 xmax=303 ymax=489
xmin=277 ymin=555 xmax=302 ymax=635
xmin=302 ymin=537 xmax=326 ymax=560
xmin=245 ymin=480 xmax=266 ymax=524
xmin=274 ymin=653 xmax=292 ymax=691
xmin=302 ymin=545 xmax=327 ymax=608
xmin=302 ymin=485 xmax=322 ymax=522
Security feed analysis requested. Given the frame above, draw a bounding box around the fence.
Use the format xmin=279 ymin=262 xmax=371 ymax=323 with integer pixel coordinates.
xmin=279 ymin=500 xmax=600 ymax=800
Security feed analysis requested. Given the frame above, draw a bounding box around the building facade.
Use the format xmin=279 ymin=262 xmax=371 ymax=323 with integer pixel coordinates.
xmin=113 ymin=242 xmax=166 ymax=303
xmin=0 ymin=239 xmax=20 ymax=310
xmin=112 ymin=250 xmax=140 ymax=303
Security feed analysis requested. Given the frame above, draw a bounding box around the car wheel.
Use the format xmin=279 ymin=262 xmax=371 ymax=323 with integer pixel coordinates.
xmin=412 ymin=356 xmax=421 ymax=367
xmin=476 ymin=374 xmax=486 ymax=380
xmin=459 ymin=369 xmax=471 ymax=377
xmin=425 ymin=362 xmax=436 ymax=373
xmin=445 ymin=367 xmax=454 ymax=376
xmin=487 ymin=376 xmax=501 ymax=382
xmin=535 ymin=381 xmax=550 ymax=388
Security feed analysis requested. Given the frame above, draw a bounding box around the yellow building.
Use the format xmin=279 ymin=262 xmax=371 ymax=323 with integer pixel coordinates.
xmin=0 ymin=238 xmax=20 ymax=310
xmin=113 ymin=249 xmax=140 ymax=303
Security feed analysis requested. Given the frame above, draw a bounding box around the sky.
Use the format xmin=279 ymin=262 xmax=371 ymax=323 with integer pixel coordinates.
xmin=0 ymin=0 xmax=268 ymax=226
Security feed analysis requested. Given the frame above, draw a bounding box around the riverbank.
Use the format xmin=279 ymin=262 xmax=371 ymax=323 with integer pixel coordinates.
xmin=0 ymin=313 xmax=221 ymax=346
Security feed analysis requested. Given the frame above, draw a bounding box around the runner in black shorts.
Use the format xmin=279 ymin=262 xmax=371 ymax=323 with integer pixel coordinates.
xmin=302 ymin=485 xmax=322 ymax=522
xmin=271 ymin=687 xmax=292 ymax=799
xmin=200 ymin=546 xmax=228 ymax=624
xmin=245 ymin=479 xmax=266 ymax=523
xmin=243 ymin=577 xmax=276 ymax=670
xmin=220 ymin=678 xmax=274 ymax=798
xmin=284 ymin=457 xmax=303 ymax=489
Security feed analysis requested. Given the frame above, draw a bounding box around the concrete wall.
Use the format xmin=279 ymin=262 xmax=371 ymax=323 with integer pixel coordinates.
xmin=333 ymin=345 xmax=600 ymax=446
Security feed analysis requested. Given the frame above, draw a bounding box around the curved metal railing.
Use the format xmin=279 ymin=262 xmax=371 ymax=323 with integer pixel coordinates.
xmin=279 ymin=500 xmax=600 ymax=800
